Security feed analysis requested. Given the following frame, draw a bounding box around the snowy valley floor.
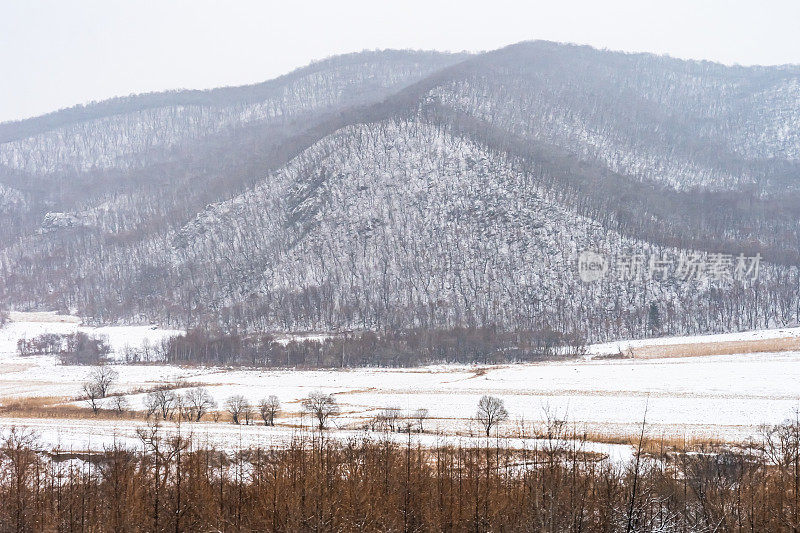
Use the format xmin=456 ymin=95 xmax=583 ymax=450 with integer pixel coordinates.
xmin=2 ymin=312 xmax=800 ymax=459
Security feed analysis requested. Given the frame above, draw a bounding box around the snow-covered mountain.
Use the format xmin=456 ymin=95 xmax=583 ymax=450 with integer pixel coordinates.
xmin=1 ymin=42 xmax=798 ymax=338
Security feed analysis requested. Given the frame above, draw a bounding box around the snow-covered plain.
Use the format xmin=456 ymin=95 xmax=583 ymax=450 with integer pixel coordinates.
xmin=588 ymin=326 xmax=800 ymax=357
xmin=1 ymin=311 xmax=182 ymax=362
xmin=2 ymin=314 xmax=800 ymax=455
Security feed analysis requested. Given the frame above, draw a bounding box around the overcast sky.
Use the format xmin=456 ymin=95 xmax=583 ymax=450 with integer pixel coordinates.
xmin=2 ymin=0 xmax=799 ymax=123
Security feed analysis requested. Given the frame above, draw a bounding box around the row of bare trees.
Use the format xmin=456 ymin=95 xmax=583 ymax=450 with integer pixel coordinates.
xmin=78 ymin=371 xmax=510 ymax=437
xmin=365 ymin=396 xmax=508 ymax=437
xmin=78 ymin=369 xmax=284 ymax=426
xmin=145 ymin=390 xmax=328 ymax=429
xmin=222 ymin=395 xmax=281 ymax=426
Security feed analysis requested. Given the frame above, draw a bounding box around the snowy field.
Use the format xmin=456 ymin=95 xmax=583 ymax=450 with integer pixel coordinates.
xmin=2 ymin=312 xmax=800 ymax=455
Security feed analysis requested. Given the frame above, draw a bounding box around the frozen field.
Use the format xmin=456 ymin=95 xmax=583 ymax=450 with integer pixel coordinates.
xmin=2 ymin=313 xmax=800 ymax=453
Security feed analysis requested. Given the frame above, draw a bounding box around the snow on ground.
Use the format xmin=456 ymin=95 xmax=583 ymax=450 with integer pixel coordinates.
xmin=2 ymin=314 xmax=800 ymax=454
xmin=0 ymin=311 xmax=182 ymax=361
xmin=2 ymin=351 xmax=799 ymax=447
xmin=7 ymin=311 xmax=81 ymax=323
xmin=0 ymin=418 xmax=634 ymax=464
xmin=588 ymin=326 xmax=800 ymax=357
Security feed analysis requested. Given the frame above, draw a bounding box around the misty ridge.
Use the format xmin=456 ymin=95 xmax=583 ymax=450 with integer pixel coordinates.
xmin=1 ymin=40 xmax=799 ymax=355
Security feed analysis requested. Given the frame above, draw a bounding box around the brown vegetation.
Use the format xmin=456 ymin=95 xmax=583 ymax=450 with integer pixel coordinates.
xmin=633 ymin=336 xmax=800 ymax=359
xmin=2 ymin=421 xmax=800 ymax=531
xmin=0 ymin=397 xmax=143 ymax=421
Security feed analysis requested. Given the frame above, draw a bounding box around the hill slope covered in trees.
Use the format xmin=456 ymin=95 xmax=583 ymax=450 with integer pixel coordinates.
xmin=1 ymin=42 xmax=798 ymax=340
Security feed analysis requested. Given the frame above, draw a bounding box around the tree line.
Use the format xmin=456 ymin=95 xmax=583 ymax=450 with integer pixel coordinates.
xmin=159 ymin=326 xmax=587 ymax=367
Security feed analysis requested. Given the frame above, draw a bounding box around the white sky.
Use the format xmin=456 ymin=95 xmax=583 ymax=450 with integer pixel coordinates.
xmin=2 ymin=0 xmax=799 ymax=123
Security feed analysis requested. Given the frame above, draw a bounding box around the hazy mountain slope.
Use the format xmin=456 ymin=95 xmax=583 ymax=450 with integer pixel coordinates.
xmin=168 ymin=118 xmax=798 ymax=336
xmin=0 ymin=50 xmax=465 ymax=166
xmin=0 ymin=50 xmax=466 ymax=234
xmin=1 ymin=42 xmax=799 ymax=337
xmin=407 ymin=43 xmax=800 ymax=265
xmin=426 ymin=42 xmax=800 ymax=191
xmin=0 ymin=49 xmax=468 ymax=265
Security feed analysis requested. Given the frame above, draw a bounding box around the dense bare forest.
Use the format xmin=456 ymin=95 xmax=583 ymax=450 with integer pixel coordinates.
xmin=4 ymin=421 xmax=800 ymax=532
xmin=2 ymin=42 xmax=799 ymax=341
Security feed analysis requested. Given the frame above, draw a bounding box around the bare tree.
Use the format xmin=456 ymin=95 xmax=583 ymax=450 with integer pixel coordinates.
xmin=88 ymin=366 xmax=118 ymax=398
xmin=145 ymin=389 xmax=177 ymax=420
xmin=368 ymin=412 xmax=388 ymax=432
xmin=381 ymin=406 xmax=402 ymax=432
xmin=110 ymin=395 xmax=129 ymax=415
xmin=476 ymin=395 xmax=509 ymax=437
xmin=225 ymin=395 xmax=250 ymax=425
xmin=81 ymin=381 xmax=103 ymax=414
xmin=174 ymin=393 xmax=189 ymax=420
xmin=77 ymin=349 xmax=117 ymax=416
xmin=184 ymin=387 xmax=217 ymax=421
xmin=144 ymin=393 xmax=159 ymax=419
xmin=413 ymin=408 xmax=429 ymax=433
xmin=302 ymin=391 xmax=340 ymax=430
xmin=258 ymin=395 xmax=280 ymax=426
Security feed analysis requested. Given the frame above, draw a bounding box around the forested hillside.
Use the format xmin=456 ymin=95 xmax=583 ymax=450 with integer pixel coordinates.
xmin=1 ymin=42 xmax=798 ymax=340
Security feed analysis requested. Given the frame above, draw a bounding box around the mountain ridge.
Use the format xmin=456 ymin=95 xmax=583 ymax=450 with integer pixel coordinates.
xmin=1 ymin=41 xmax=798 ymax=339
xmin=0 ymin=49 xmax=469 ymax=141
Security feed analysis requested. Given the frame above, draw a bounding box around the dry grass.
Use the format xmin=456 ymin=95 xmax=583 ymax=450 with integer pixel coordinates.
xmin=632 ymin=336 xmax=800 ymax=358
xmin=637 ymin=434 xmax=730 ymax=455
xmin=0 ymin=396 xmax=294 ymax=426
xmin=526 ymin=426 xmax=729 ymax=454
xmin=0 ymin=396 xmax=143 ymax=420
